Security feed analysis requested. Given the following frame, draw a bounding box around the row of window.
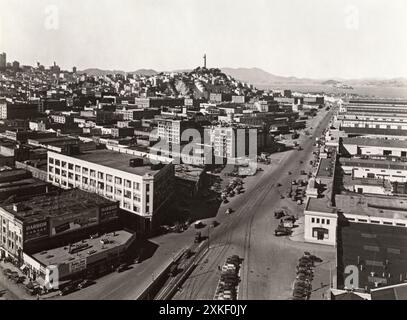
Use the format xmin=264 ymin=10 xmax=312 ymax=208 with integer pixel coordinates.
xmin=347 ymin=217 xmax=406 ymax=227
xmin=351 ymin=123 xmax=404 ymax=129
xmin=311 ymin=217 xmax=331 ymax=225
xmin=49 ymin=160 xmax=143 ymax=190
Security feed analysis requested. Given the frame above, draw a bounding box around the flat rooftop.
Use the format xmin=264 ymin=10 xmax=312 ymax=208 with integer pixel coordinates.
xmin=342 ymin=137 xmax=407 ymax=149
xmin=70 ymin=149 xmax=163 ymax=176
xmin=343 ymin=127 xmax=407 ymax=136
xmin=316 ymin=157 xmax=335 ymax=178
xmin=32 ymin=230 xmax=133 ymax=267
xmin=338 ymin=222 xmax=407 ymax=291
xmin=342 ymin=175 xmax=392 ymax=188
xmin=175 ymin=164 xmax=204 ymax=182
xmin=335 ymin=193 xmax=407 ymax=220
xmin=306 ymin=197 xmax=337 ymax=214
xmin=2 ymin=189 xmax=113 ymax=224
xmin=340 ymin=158 xmax=407 ymax=171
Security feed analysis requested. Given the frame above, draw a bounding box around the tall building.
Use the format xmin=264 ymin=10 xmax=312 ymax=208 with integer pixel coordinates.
xmin=0 ymin=52 xmax=6 ymax=70
xmin=157 ymin=118 xmax=196 ymax=145
xmin=0 ymin=101 xmax=39 ymax=119
xmin=47 ymin=150 xmax=175 ymax=233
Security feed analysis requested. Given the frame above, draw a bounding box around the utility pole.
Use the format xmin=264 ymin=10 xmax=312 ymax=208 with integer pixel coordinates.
xmin=203 ymin=54 xmax=207 ymax=69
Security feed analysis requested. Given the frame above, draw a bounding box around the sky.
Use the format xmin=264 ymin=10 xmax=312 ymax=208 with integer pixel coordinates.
xmin=0 ymin=0 xmax=406 ymax=79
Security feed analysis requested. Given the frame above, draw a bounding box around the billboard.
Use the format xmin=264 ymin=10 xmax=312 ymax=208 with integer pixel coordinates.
xmin=99 ymin=203 xmax=119 ymax=223
xmin=49 ymin=207 xmax=99 ymax=236
xmin=24 ymin=220 xmax=49 ymax=241
xmin=69 ymin=258 xmax=87 ymax=274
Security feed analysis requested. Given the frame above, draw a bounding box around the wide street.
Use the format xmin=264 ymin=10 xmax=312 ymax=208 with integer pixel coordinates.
xmin=173 ymin=107 xmax=336 ymax=300
xmin=55 ymin=107 xmax=335 ymax=301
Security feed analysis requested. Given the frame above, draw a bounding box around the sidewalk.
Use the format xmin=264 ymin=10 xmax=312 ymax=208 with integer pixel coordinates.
xmin=0 ymin=261 xmax=32 ymax=300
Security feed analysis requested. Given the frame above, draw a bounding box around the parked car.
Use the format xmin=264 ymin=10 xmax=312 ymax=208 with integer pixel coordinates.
xmin=59 ymin=285 xmax=76 ymax=296
xmin=116 ymin=263 xmax=130 ymax=273
xmin=274 ymin=225 xmax=292 ymax=236
xmin=194 ymin=221 xmax=205 ymax=229
xmin=274 ymin=210 xmax=285 ymax=219
xmin=195 ymin=232 xmax=202 ymax=243
xmin=77 ymin=279 xmax=93 ymax=289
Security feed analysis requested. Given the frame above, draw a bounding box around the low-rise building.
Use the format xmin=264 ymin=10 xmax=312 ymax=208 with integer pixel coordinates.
xmin=340 ymin=158 xmax=407 ymax=183
xmin=341 ymin=137 xmax=407 ymax=158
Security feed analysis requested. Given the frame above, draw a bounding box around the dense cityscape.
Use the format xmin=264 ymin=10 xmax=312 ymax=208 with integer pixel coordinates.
xmin=1 ymin=49 xmax=407 ymax=302
xmin=1 ymin=1 xmax=407 ymax=310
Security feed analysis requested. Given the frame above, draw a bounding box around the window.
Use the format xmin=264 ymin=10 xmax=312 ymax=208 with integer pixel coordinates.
xmin=115 ymin=177 xmax=122 ymax=185
xmin=106 ymin=174 xmax=113 ymax=182
xmin=55 ymin=160 xmax=60 ymax=166
xmin=83 ymin=168 xmax=89 ymax=175
xmin=48 ymin=165 xmax=54 ymax=173
xmin=371 ymin=220 xmax=380 ymax=224
xmin=68 ymin=163 xmax=73 ymax=170
xmin=133 ymin=182 xmax=140 ymax=190
xmin=321 ymin=219 xmax=325 ymax=224
xmin=326 ymin=219 xmax=330 ymax=225
xmin=75 ymin=165 xmax=81 ymax=173
xmin=316 ymin=218 xmax=320 ymax=223
xmin=134 ymin=195 xmax=141 ymax=202
xmin=61 ymin=170 xmax=67 ymax=177
xmin=125 ymin=179 xmax=132 ymax=188
xmin=90 ymin=169 xmax=96 ymax=177
xmin=106 ymin=185 xmax=113 ymax=193
xmin=98 ymin=172 xmax=104 ymax=180
xmin=49 ymin=157 xmax=54 ymax=164
xmin=358 ymin=219 xmax=367 ymax=222
xmin=396 ymin=223 xmax=406 ymax=227
xmin=124 ymin=190 xmax=131 ymax=199
xmin=383 ymin=221 xmax=393 ymax=225
xmin=115 ymin=188 xmax=122 ymax=196
xmin=61 ymin=161 xmax=67 ymax=168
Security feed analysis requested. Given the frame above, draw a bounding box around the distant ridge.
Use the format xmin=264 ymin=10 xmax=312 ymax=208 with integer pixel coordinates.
xmin=221 ymin=67 xmax=407 ymax=88
xmin=79 ymin=68 xmax=158 ymax=76
xmin=79 ymin=67 xmax=407 ymax=88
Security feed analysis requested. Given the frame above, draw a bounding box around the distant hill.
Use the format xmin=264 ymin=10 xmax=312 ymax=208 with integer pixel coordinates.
xmin=221 ymin=67 xmax=316 ymax=85
xmin=221 ymin=67 xmax=407 ymax=88
xmin=79 ymin=66 xmax=407 ymax=88
xmin=79 ymin=68 xmax=158 ymax=76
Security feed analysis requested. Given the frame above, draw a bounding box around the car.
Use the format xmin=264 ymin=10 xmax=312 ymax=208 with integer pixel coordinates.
xmin=194 ymin=221 xmax=205 ymax=229
xmin=77 ymin=279 xmax=93 ymax=289
xmin=274 ymin=210 xmax=285 ymax=219
xmin=59 ymin=285 xmax=76 ymax=296
xmin=195 ymin=232 xmax=202 ymax=243
xmin=274 ymin=225 xmax=292 ymax=236
xmin=225 ymin=208 xmax=233 ymax=215
xmin=116 ymin=263 xmax=130 ymax=273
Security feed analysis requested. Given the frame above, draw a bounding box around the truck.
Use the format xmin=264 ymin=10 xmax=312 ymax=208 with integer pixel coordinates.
xmin=274 ymin=225 xmax=292 ymax=236
xmin=195 ymin=232 xmax=202 ymax=243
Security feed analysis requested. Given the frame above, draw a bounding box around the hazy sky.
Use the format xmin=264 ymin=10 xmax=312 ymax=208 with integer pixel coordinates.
xmin=0 ymin=0 xmax=406 ymax=79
